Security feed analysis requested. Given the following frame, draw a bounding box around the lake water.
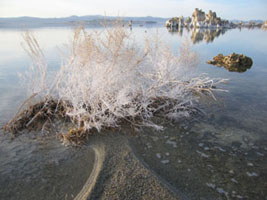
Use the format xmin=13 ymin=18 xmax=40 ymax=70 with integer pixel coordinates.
xmin=0 ymin=25 xmax=267 ymax=199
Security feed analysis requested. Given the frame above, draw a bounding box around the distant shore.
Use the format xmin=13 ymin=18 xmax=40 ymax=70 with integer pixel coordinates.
xmin=0 ymin=14 xmax=265 ymax=29
xmin=0 ymin=16 xmax=166 ymax=29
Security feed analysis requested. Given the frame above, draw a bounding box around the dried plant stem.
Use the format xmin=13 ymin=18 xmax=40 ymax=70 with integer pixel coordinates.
xmin=3 ymin=25 xmax=227 ymax=145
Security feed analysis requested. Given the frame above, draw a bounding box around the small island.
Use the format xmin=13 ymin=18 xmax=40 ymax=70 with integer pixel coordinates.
xmin=166 ymin=8 xmax=266 ymax=30
xmin=207 ymin=53 xmax=253 ymax=73
xmin=166 ymin=8 xmax=231 ymax=29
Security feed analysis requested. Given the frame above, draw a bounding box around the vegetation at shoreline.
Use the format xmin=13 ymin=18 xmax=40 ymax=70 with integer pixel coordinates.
xmin=3 ymin=25 xmax=226 ymax=145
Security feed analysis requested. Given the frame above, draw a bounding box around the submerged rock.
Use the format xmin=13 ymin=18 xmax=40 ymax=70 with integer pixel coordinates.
xmin=207 ymin=53 xmax=253 ymax=72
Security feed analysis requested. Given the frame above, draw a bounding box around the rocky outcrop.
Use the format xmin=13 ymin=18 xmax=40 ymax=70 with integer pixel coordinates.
xmin=205 ymin=10 xmax=217 ymax=24
xmin=262 ymin=21 xmax=267 ymax=30
xmin=185 ymin=17 xmax=192 ymax=25
xmin=165 ymin=16 xmax=185 ymax=28
xmin=165 ymin=17 xmax=179 ymax=28
xmin=178 ymin=16 xmax=184 ymax=26
xmin=207 ymin=53 xmax=253 ymax=72
xmin=192 ymin=8 xmax=229 ymax=28
xmin=166 ymin=8 xmax=231 ymax=29
xmin=192 ymin=8 xmax=206 ymax=24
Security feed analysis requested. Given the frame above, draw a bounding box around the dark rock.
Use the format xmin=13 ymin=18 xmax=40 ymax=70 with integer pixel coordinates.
xmin=207 ymin=53 xmax=253 ymax=72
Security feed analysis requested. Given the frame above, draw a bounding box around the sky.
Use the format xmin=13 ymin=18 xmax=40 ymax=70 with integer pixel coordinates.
xmin=0 ymin=0 xmax=266 ymax=20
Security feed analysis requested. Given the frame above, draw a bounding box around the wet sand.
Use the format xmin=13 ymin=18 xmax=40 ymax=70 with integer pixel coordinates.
xmin=78 ymin=135 xmax=184 ymax=200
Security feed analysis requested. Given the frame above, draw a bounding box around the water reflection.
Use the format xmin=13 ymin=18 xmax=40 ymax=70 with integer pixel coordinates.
xmin=213 ymin=63 xmax=252 ymax=73
xmin=167 ymin=27 xmax=228 ymax=44
xmin=167 ymin=26 xmax=187 ymax=37
xmin=1 ymin=26 xmax=267 ymax=200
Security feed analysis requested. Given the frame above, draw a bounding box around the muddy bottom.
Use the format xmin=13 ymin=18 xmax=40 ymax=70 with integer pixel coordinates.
xmin=0 ymin=132 xmax=95 ymax=200
xmin=130 ymin=116 xmax=267 ymax=200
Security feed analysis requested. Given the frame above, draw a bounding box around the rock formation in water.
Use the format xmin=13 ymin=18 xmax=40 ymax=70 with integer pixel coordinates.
xmin=165 ymin=17 xmax=178 ymax=28
xmin=185 ymin=17 xmax=192 ymax=25
xmin=192 ymin=8 xmax=206 ymax=23
xmin=207 ymin=53 xmax=253 ymax=72
xmin=165 ymin=16 xmax=184 ymax=28
xmin=262 ymin=21 xmax=267 ymax=30
xmin=166 ymin=8 xmax=230 ymax=29
xmin=191 ymin=8 xmax=229 ymax=28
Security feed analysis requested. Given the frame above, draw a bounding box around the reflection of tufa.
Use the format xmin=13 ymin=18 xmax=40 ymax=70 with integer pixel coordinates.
xmin=190 ymin=28 xmax=227 ymax=44
xmin=167 ymin=26 xmax=227 ymax=44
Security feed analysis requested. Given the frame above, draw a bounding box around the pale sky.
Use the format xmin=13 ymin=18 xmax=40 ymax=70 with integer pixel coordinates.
xmin=0 ymin=0 xmax=266 ymax=20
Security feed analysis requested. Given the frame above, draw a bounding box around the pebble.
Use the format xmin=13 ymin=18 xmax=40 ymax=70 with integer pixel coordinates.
xmin=216 ymin=188 xmax=229 ymax=197
xmin=215 ymin=146 xmax=226 ymax=152
xmin=206 ymin=183 xmax=216 ymax=189
xmin=249 ymin=143 xmax=255 ymax=147
xmin=196 ymin=150 xmax=209 ymax=158
xmin=247 ymin=162 xmax=254 ymax=167
xmin=246 ymin=172 xmax=258 ymax=177
xmin=216 ymin=188 xmax=225 ymax=194
xmin=166 ymin=140 xmax=177 ymax=148
xmin=161 ymin=160 xmax=169 ymax=164
xmin=165 ymin=152 xmax=170 ymax=156
xmin=256 ymin=152 xmax=264 ymax=156
xmin=204 ymin=147 xmax=210 ymax=151
xmin=146 ymin=143 xmax=152 ymax=149
xmin=178 ymin=159 xmax=182 ymax=163
xmin=198 ymin=143 xmax=204 ymax=147
xmin=231 ymin=178 xmax=238 ymax=183
xmin=169 ymin=137 xmax=176 ymax=140
xmin=156 ymin=153 xmax=161 ymax=159
xmin=229 ymin=170 xmax=234 ymax=174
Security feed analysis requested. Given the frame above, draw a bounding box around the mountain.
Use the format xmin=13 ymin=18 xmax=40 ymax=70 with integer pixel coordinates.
xmin=0 ymin=15 xmax=168 ymax=28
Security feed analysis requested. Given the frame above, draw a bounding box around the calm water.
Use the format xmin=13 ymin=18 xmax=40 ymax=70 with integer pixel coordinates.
xmin=0 ymin=25 xmax=267 ymax=199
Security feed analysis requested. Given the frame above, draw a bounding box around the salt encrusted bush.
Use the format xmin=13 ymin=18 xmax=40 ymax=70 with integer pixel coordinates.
xmin=3 ymin=25 xmax=226 ymax=145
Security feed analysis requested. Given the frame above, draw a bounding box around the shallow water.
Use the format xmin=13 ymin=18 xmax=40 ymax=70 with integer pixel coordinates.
xmin=0 ymin=25 xmax=267 ymax=199
xmin=0 ymin=133 xmax=95 ymax=200
xmin=131 ymin=27 xmax=267 ymax=199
